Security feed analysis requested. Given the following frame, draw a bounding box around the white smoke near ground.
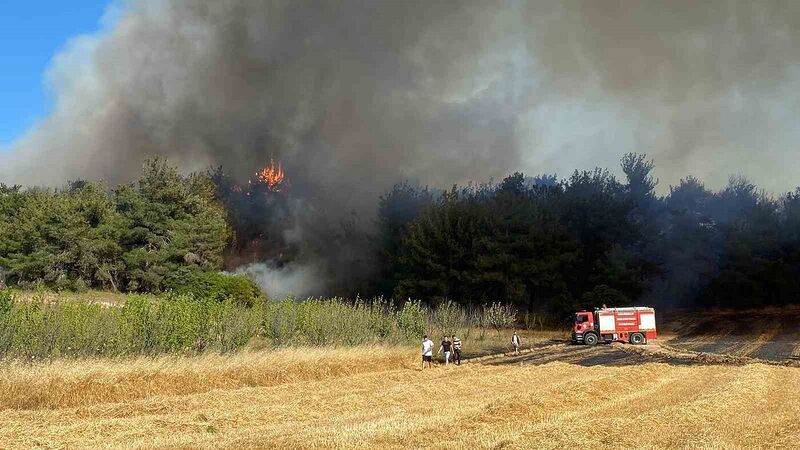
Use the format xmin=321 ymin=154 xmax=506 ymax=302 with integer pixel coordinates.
xmin=233 ymin=262 xmax=327 ymax=300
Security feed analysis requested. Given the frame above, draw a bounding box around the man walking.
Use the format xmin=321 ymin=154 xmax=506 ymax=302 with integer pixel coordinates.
xmin=511 ymin=331 xmax=521 ymax=355
xmin=438 ymin=335 xmax=452 ymax=365
xmin=451 ymin=334 xmax=462 ymax=365
xmin=422 ymin=335 xmax=434 ymax=369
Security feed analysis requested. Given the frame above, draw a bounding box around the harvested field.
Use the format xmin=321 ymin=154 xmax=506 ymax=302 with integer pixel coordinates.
xmin=664 ymin=307 xmax=800 ymax=361
xmin=3 ymin=344 xmax=800 ymax=449
xmin=4 ymin=307 xmax=800 ymax=449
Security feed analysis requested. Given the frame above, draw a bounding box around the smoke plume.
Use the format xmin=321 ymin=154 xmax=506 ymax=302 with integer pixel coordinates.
xmin=3 ymin=0 xmax=800 ymax=296
xmin=233 ymin=262 xmax=328 ymax=301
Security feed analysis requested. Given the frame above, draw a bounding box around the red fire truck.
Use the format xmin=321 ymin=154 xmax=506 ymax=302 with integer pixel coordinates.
xmin=571 ymin=306 xmax=657 ymax=345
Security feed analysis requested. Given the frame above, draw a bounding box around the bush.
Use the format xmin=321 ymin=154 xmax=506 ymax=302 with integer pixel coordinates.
xmin=0 ymin=290 xmax=13 ymax=317
xmin=212 ymin=300 xmax=263 ymax=353
xmin=482 ymin=302 xmax=517 ymax=336
xmin=72 ymin=278 xmax=89 ymax=294
xmin=0 ymin=292 xmax=520 ymax=359
xmin=165 ymin=269 xmax=265 ymax=306
xmin=149 ymin=293 xmax=209 ymax=352
xmin=397 ymin=300 xmax=426 ymax=339
xmin=264 ymin=299 xmax=300 ymax=345
xmin=265 ymin=298 xmax=400 ymax=346
xmin=430 ymin=299 xmax=465 ymax=336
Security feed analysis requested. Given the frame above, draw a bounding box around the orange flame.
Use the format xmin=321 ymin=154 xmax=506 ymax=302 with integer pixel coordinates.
xmin=255 ymin=158 xmax=285 ymax=191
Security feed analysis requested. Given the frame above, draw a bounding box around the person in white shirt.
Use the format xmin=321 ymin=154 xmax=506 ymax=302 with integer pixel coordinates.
xmin=511 ymin=331 xmax=521 ymax=355
xmin=421 ymin=335 xmax=434 ymax=369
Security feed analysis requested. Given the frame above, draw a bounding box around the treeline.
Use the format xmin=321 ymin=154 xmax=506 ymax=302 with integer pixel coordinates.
xmin=375 ymin=154 xmax=800 ymax=313
xmin=2 ymin=153 xmax=799 ymax=313
xmin=0 ymin=158 xmax=230 ymax=293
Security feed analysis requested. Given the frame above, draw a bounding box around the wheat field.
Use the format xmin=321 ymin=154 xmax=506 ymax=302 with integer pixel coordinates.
xmin=1 ymin=346 xmax=798 ymax=450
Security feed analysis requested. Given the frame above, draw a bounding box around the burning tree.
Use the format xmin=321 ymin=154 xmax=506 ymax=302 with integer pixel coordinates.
xmin=208 ymin=160 xmax=297 ymax=269
xmin=255 ymin=159 xmax=285 ymax=192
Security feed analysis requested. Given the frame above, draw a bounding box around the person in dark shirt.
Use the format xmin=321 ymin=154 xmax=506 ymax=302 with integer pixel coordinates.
xmin=451 ymin=334 xmax=462 ymax=365
xmin=438 ymin=336 xmax=452 ymax=365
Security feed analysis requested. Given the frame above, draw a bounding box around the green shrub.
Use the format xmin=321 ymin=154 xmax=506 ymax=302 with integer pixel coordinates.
xmin=72 ymin=278 xmax=89 ymax=294
xmin=54 ymin=300 xmax=106 ymax=356
xmin=0 ymin=291 xmax=519 ymax=359
xmin=115 ymin=294 xmax=152 ymax=354
xmin=0 ymin=290 xmax=13 ymax=317
xmin=165 ymin=269 xmax=265 ymax=306
xmin=211 ymin=299 xmax=263 ymax=353
xmin=6 ymin=300 xmax=47 ymax=358
xmin=397 ymin=300 xmax=426 ymax=339
xmin=482 ymin=302 xmax=517 ymax=336
xmin=430 ymin=299 xmax=465 ymax=336
xmin=149 ymin=293 xmax=207 ymax=352
xmin=365 ymin=297 xmax=396 ymax=339
xmin=264 ymin=299 xmax=300 ymax=345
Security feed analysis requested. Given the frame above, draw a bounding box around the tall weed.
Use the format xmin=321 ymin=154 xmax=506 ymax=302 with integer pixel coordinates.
xmin=0 ymin=289 xmax=521 ymax=359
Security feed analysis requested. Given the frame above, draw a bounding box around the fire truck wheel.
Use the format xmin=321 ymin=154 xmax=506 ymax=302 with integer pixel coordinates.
xmin=630 ymin=333 xmax=645 ymax=345
xmin=584 ymin=332 xmax=598 ymax=345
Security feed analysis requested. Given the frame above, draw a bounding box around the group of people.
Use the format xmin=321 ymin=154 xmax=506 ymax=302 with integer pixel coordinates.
xmin=421 ymin=331 xmax=523 ymax=369
xmin=421 ymin=334 xmax=462 ymax=368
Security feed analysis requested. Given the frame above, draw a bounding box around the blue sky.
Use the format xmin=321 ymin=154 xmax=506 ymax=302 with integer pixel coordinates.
xmin=0 ymin=0 xmax=109 ymax=146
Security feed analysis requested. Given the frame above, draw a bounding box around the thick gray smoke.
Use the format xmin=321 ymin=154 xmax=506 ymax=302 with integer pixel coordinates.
xmin=5 ymin=0 xmax=800 ymax=194
xmin=3 ymin=0 xmax=800 ymax=295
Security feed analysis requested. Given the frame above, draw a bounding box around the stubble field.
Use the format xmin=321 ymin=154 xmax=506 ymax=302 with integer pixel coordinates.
xmin=2 ymin=334 xmax=800 ymax=450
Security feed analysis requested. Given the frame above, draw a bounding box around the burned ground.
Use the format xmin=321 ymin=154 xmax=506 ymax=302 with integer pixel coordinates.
xmin=663 ymin=307 xmax=800 ymax=362
xmin=484 ymin=307 xmax=800 ymax=369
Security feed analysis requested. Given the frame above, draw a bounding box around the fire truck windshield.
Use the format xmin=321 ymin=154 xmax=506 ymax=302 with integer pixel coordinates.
xmin=575 ymin=314 xmax=588 ymax=323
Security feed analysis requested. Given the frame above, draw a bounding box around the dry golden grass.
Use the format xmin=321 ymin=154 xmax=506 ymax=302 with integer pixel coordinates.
xmin=458 ymin=329 xmax=567 ymax=357
xmin=2 ymin=346 xmax=799 ymax=449
xmin=0 ymin=347 xmax=415 ymax=410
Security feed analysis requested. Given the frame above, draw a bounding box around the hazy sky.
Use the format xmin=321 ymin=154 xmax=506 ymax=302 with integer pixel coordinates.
xmin=1 ymin=0 xmax=799 ymax=197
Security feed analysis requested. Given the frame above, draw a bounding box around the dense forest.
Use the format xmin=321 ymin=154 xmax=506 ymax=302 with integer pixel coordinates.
xmin=376 ymin=154 xmax=800 ymax=315
xmin=1 ymin=154 xmax=799 ymax=314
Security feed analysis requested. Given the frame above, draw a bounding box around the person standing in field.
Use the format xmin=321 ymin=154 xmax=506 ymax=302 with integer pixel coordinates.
xmin=421 ymin=335 xmax=434 ymax=369
xmin=438 ymin=335 xmax=452 ymax=365
xmin=451 ymin=334 xmax=462 ymax=365
xmin=511 ymin=331 xmax=521 ymax=355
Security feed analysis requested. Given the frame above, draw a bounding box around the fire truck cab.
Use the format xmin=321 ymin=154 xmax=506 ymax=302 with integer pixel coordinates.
xmin=571 ymin=306 xmax=657 ymax=345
